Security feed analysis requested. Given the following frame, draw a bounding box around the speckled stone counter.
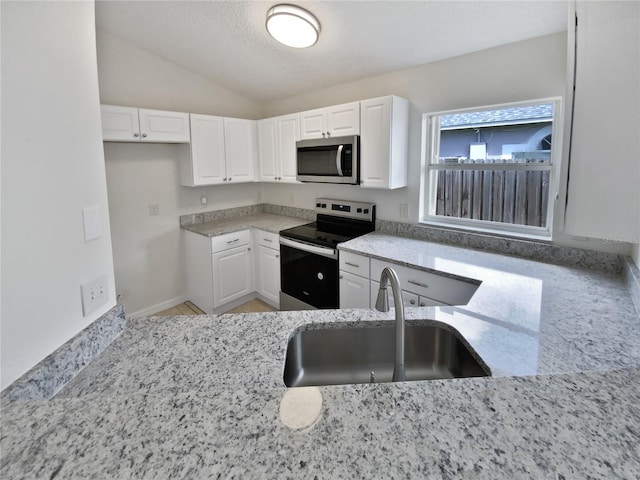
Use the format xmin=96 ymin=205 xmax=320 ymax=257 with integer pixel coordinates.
xmin=2 ymin=232 xmax=640 ymax=478
xmin=181 ymin=212 xmax=309 ymax=237
xmin=2 ymin=309 xmax=640 ymax=478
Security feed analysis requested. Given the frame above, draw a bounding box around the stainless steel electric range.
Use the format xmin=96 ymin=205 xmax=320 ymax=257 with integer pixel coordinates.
xmin=279 ymin=198 xmax=376 ymax=310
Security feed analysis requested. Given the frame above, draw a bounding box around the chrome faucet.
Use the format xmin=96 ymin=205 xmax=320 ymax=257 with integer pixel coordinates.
xmin=375 ymin=267 xmax=406 ymax=382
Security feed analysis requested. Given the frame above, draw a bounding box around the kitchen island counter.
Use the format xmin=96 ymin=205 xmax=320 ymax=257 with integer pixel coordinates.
xmin=2 ymin=231 xmax=640 ymax=478
xmin=2 ymin=310 xmax=639 ymax=479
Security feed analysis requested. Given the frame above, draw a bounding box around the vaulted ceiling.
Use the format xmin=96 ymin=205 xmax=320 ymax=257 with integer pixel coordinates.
xmin=95 ymin=1 xmax=569 ymax=102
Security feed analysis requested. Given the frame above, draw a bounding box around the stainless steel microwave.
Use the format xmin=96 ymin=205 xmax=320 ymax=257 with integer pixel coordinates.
xmin=296 ymin=135 xmax=359 ymax=185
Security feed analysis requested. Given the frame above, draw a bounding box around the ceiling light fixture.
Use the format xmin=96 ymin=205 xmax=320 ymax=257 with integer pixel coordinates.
xmin=266 ymin=4 xmax=320 ymax=48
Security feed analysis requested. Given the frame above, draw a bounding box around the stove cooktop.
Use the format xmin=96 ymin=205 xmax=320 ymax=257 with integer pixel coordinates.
xmin=279 ymin=198 xmax=376 ymax=248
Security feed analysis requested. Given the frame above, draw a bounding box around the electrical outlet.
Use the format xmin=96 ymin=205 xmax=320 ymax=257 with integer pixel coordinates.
xmin=149 ymin=203 xmax=159 ymax=216
xmin=400 ymin=204 xmax=409 ymax=218
xmin=80 ymin=274 xmax=109 ymax=316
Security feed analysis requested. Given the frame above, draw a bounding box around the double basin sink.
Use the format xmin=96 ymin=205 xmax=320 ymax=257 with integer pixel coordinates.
xmin=283 ymin=322 xmax=490 ymax=387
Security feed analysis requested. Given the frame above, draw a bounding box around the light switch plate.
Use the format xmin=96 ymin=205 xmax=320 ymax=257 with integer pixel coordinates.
xmin=82 ymin=206 xmax=102 ymax=242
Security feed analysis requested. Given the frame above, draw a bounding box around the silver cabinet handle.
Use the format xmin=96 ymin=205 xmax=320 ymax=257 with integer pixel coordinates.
xmin=345 ymin=262 xmax=359 ymax=268
xmin=228 ymin=177 xmax=232 ymax=181
xmin=322 ymin=132 xmax=326 ymax=138
xmin=133 ymin=133 xmax=140 ymax=138
xmin=326 ymin=131 xmax=331 ymax=137
xmin=226 ymin=238 xmax=240 ymax=244
xmin=141 ymin=133 xmax=148 ymax=138
xmin=263 ymin=238 xmax=273 ymax=243
xmin=420 ymin=302 xmax=426 ymax=307
xmin=409 ymin=299 xmax=416 ymax=305
xmin=408 ymin=279 xmax=429 ymax=288
xmin=223 ymin=178 xmax=228 ymax=182
xmin=276 ymin=254 xmax=279 ymax=258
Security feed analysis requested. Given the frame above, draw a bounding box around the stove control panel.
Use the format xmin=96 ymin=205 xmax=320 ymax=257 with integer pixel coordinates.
xmin=315 ymin=198 xmax=376 ymax=222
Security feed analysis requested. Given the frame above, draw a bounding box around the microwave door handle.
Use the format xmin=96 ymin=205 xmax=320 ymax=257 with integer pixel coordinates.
xmin=336 ymin=145 xmax=344 ymax=176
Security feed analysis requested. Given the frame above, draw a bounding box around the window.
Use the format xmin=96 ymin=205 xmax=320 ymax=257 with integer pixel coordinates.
xmin=421 ymin=98 xmax=562 ymax=238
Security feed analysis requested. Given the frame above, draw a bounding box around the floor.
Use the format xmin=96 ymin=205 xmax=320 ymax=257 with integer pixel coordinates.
xmin=153 ymin=299 xmax=276 ymax=316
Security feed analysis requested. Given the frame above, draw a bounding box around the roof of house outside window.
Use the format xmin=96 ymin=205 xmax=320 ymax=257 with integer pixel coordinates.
xmin=441 ymin=104 xmax=554 ymax=128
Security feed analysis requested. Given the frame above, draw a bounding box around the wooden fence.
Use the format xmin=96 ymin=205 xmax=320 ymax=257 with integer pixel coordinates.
xmin=434 ymin=159 xmax=550 ymax=227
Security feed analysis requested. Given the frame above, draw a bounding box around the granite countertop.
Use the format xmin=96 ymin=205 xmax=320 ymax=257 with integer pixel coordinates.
xmin=181 ymin=213 xmax=309 ymax=237
xmin=2 ymin=232 xmax=640 ymax=478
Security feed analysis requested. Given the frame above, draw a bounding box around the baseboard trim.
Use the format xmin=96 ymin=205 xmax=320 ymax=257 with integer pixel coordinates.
xmin=128 ymin=294 xmax=189 ymax=318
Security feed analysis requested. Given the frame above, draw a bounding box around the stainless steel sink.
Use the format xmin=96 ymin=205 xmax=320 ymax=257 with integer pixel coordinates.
xmin=283 ymin=323 xmax=490 ymax=387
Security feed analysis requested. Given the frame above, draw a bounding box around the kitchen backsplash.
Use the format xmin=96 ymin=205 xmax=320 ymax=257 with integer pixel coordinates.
xmin=180 ymin=203 xmax=623 ymax=274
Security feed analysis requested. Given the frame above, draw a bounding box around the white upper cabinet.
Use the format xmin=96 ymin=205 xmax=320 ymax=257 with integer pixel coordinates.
xmin=224 ymin=117 xmax=257 ymax=183
xmin=100 ymin=105 xmax=190 ymax=143
xmin=360 ymin=95 xmax=409 ymax=189
xmin=182 ymin=114 xmax=257 ymax=186
xmin=299 ymin=101 xmax=360 ymax=140
xmin=185 ymin=114 xmax=226 ymax=186
xmin=564 ymin=1 xmax=639 ymax=242
xmin=258 ymin=114 xmax=300 ymax=183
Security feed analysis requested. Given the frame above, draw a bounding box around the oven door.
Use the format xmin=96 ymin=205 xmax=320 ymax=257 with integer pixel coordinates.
xmin=279 ymin=237 xmax=339 ymax=309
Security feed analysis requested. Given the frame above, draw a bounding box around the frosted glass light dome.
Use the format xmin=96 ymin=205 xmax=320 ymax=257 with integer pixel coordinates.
xmin=266 ymin=4 xmax=320 ymax=48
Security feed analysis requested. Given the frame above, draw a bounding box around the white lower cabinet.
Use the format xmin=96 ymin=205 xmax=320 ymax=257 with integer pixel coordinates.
xmin=185 ymin=228 xmax=280 ymax=313
xmin=370 ymin=259 xmax=479 ymax=306
xmin=370 ymin=281 xmax=447 ymax=309
xmin=255 ymin=230 xmax=280 ymax=308
xmin=339 ymin=251 xmax=371 ymax=309
xmin=212 ymin=243 xmax=253 ymax=307
xmin=340 ymin=270 xmax=370 ymax=308
xmin=184 ymin=229 xmax=253 ymax=313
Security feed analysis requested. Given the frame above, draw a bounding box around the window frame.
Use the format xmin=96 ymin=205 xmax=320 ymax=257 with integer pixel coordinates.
xmin=420 ymin=97 xmax=564 ymax=240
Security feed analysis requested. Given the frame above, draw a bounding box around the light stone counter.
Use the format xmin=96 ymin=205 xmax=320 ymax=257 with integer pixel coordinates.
xmin=339 ymin=233 xmax=640 ymax=377
xmin=181 ymin=212 xmax=309 ymax=237
xmin=2 ymin=232 xmax=640 ymax=478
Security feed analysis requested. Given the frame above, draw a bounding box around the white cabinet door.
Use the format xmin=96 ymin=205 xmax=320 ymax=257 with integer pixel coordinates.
xmin=212 ymin=245 xmax=253 ymax=307
xmin=327 ymin=102 xmax=360 ymax=137
xmin=277 ymin=114 xmax=300 ymax=183
xmin=100 ymin=105 xmax=141 ymax=142
xmin=371 ymin=281 xmax=446 ymax=309
xmin=258 ymin=114 xmax=299 ymax=183
xmin=564 ymin=2 xmax=640 ymax=242
xmin=224 ymin=117 xmax=256 ymax=183
xmin=101 ymin=105 xmax=190 ymax=143
xmin=299 ymin=108 xmax=327 ymax=140
xmin=139 ymin=108 xmax=190 ymax=143
xmin=185 ymin=114 xmax=227 ymax=186
xmin=184 ymin=230 xmax=215 ymax=314
xmin=257 ymin=244 xmax=280 ymax=306
xmin=360 ymin=96 xmax=409 ymax=189
xmin=300 ymin=102 xmax=360 ymax=140
xmin=258 ymin=118 xmax=278 ymax=182
xmin=340 ymin=271 xmax=370 ymax=309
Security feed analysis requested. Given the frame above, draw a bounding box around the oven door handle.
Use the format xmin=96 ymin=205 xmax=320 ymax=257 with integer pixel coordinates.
xmin=336 ymin=144 xmax=344 ymax=176
xmin=279 ymin=237 xmax=338 ymax=259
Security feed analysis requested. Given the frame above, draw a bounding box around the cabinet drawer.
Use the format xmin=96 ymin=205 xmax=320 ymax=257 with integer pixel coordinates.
xmin=339 ymin=251 xmax=370 ymax=277
xmin=371 ymin=259 xmax=479 ymax=306
xmin=211 ymin=229 xmax=252 ymax=253
xmin=256 ymin=230 xmax=279 ymax=250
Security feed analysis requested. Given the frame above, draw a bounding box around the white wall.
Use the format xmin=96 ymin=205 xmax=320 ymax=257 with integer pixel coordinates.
xmin=104 ymin=144 xmax=259 ymax=315
xmin=1 ymin=1 xmax=116 ymax=389
xmin=97 ymin=31 xmax=262 ymax=119
xmin=97 ymin=33 xmax=262 ymax=316
xmin=261 ymin=32 xmax=630 ymax=255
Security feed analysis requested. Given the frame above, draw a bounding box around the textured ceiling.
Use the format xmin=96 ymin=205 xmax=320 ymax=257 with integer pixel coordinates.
xmin=95 ymin=0 xmax=569 ymax=102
